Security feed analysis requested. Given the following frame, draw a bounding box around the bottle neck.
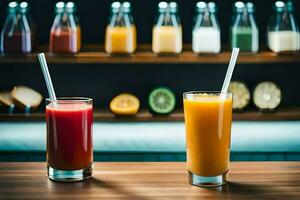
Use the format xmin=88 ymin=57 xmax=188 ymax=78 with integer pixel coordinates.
xmin=156 ymin=10 xmax=181 ymax=27
xmin=232 ymin=9 xmax=257 ymax=28
xmin=108 ymin=11 xmax=134 ymax=27
xmin=51 ymin=11 xmax=78 ymax=31
xmin=269 ymin=9 xmax=299 ymax=32
xmin=194 ymin=11 xmax=219 ymax=28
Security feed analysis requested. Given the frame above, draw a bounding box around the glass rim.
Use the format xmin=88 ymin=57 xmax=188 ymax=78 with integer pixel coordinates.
xmin=183 ymin=91 xmax=232 ymax=96
xmin=46 ymin=97 xmax=93 ymax=103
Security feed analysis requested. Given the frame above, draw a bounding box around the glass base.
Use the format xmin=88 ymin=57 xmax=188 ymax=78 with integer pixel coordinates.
xmin=47 ymin=166 xmax=92 ymax=182
xmin=188 ymin=171 xmax=228 ymax=187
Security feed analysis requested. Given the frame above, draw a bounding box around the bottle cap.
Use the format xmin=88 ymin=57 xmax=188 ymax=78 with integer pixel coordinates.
xmin=66 ymin=2 xmax=76 ymax=13
xmin=208 ymin=2 xmax=217 ymax=13
xmin=169 ymin=2 xmax=178 ymax=13
xmin=55 ymin=2 xmax=65 ymax=13
xmin=274 ymin=1 xmax=285 ymax=12
xmin=111 ymin=1 xmax=121 ymax=13
xmin=19 ymin=2 xmax=29 ymax=13
xmin=158 ymin=1 xmax=168 ymax=12
xmin=196 ymin=1 xmax=206 ymax=13
xmin=122 ymin=2 xmax=131 ymax=13
xmin=7 ymin=2 xmax=18 ymax=13
xmin=234 ymin=1 xmax=245 ymax=13
xmin=246 ymin=2 xmax=255 ymax=13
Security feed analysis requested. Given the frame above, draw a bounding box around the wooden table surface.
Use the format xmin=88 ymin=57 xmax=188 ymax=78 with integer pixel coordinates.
xmin=0 ymin=162 xmax=299 ymax=199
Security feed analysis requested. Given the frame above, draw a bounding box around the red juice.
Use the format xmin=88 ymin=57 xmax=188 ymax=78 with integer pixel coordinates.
xmin=3 ymin=32 xmax=32 ymax=54
xmin=49 ymin=29 xmax=79 ymax=53
xmin=46 ymin=102 xmax=93 ymax=170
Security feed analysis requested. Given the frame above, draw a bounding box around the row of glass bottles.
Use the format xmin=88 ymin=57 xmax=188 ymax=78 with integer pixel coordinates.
xmin=0 ymin=1 xmax=81 ymax=54
xmin=1 ymin=1 xmax=299 ymax=54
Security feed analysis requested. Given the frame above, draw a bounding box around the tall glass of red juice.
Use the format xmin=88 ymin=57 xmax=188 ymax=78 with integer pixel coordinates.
xmin=46 ymin=97 xmax=93 ymax=182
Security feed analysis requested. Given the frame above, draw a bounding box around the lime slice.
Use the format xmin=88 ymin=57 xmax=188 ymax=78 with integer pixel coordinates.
xmin=148 ymin=87 xmax=176 ymax=114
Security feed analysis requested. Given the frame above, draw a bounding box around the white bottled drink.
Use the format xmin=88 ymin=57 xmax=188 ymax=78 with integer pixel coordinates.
xmin=192 ymin=27 xmax=220 ymax=53
xmin=268 ymin=31 xmax=300 ymax=53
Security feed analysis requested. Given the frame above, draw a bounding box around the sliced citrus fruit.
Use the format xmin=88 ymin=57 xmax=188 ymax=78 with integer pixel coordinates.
xmin=228 ymin=81 xmax=250 ymax=111
xmin=110 ymin=93 xmax=140 ymax=115
xmin=148 ymin=87 xmax=176 ymax=115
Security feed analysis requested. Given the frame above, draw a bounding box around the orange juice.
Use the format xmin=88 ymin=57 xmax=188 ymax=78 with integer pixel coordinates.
xmin=183 ymin=93 xmax=232 ymax=177
xmin=105 ymin=25 xmax=137 ymax=54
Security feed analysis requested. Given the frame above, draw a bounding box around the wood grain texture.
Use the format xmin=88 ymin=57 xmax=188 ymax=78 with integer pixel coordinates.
xmin=0 ymin=45 xmax=299 ymax=64
xmin=1 ymin=107 xmax=300 ymax=122
xmin=0 ymin=162 xmax=299 ymax=199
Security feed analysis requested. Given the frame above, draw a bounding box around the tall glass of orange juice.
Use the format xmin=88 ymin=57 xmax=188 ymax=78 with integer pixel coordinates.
xmin=183 ymin=91 xmax=232 ymax=187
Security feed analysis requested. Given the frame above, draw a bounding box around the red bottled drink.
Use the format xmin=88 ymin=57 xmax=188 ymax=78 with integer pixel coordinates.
xmin=46 ymin=97 xmax=93 ymax=182
xmin=49 ymin=2 xmax=81 ymax=53
xmin=0 ymin=2 xmax=35 ymax=54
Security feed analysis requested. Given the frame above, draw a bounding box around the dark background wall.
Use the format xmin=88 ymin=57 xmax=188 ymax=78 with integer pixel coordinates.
xmin=0 ymin=0 xmax=299 ymax=45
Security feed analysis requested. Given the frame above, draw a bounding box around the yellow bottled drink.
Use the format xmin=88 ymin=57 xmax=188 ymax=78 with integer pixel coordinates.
xmin=152 ymin=26 xmax=182 ymax=54
xmin=183 ymin=92 xmax=232 ymax=187
xmin=105 ymin=2 xmax=137 ymax=55
xmin=105 ymin=26 xmax=136 ymax=54
xmin=152 ymin=2 xmax=182 ymax=54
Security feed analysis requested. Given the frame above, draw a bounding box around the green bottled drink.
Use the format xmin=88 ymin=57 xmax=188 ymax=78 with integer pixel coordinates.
xmin=230 ymin=2 xmax=259 ymax=53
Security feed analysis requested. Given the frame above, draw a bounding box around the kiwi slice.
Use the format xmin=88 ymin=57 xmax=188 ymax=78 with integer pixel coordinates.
xmin=148 ymin=87 xmax=176 ymax=114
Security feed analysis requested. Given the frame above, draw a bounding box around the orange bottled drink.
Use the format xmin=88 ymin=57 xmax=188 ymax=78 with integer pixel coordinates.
xmin=183 ymin=92 xmax=232 ymax=187
xmin=105 ymin=2 xmax=137 ymax=54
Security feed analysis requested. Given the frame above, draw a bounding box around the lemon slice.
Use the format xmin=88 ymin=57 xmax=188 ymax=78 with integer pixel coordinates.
xmin=110 ymin=93 xmax=140 ymax=115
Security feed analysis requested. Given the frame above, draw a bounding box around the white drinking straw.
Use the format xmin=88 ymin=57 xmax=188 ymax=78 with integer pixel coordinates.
xmin=221 ymin=48 xmax=240 ymax=94
xmin=37 ymin=53 xmax=57 ymax=100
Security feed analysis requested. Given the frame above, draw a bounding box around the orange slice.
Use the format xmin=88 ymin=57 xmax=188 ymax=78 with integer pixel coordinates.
xmin=110 ymin=93 xmax=140 ymax=115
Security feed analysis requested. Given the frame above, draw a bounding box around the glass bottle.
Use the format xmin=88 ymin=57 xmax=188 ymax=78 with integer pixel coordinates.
xmin=105 ymin=1 xmax=137 ymax=55
xmin=230 ymin=2 xmax=259 ymax=53
xmin=268 ymin=1 xmax=300 ymax=53
xmin=66 ymin=2 xmax=81 ymax=52
xmin=19 ymin=2 xmax=36 ymax=52
xmin=192 ymin=2 xmax=221 ymax=54
xmin=152 ymin=2 xmax=182 ymax=54
xmin=0 ymin=2 xmax=33 ymax=54
xmin=49 ymin=1 xmax=81 ymax=53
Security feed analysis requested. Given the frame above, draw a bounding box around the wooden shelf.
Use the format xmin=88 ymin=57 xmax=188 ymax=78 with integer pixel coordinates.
xmin=0 ymin=45 xmax=299 ymax=64
xmin=1 ymin=107 xmax=300 ymax=122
